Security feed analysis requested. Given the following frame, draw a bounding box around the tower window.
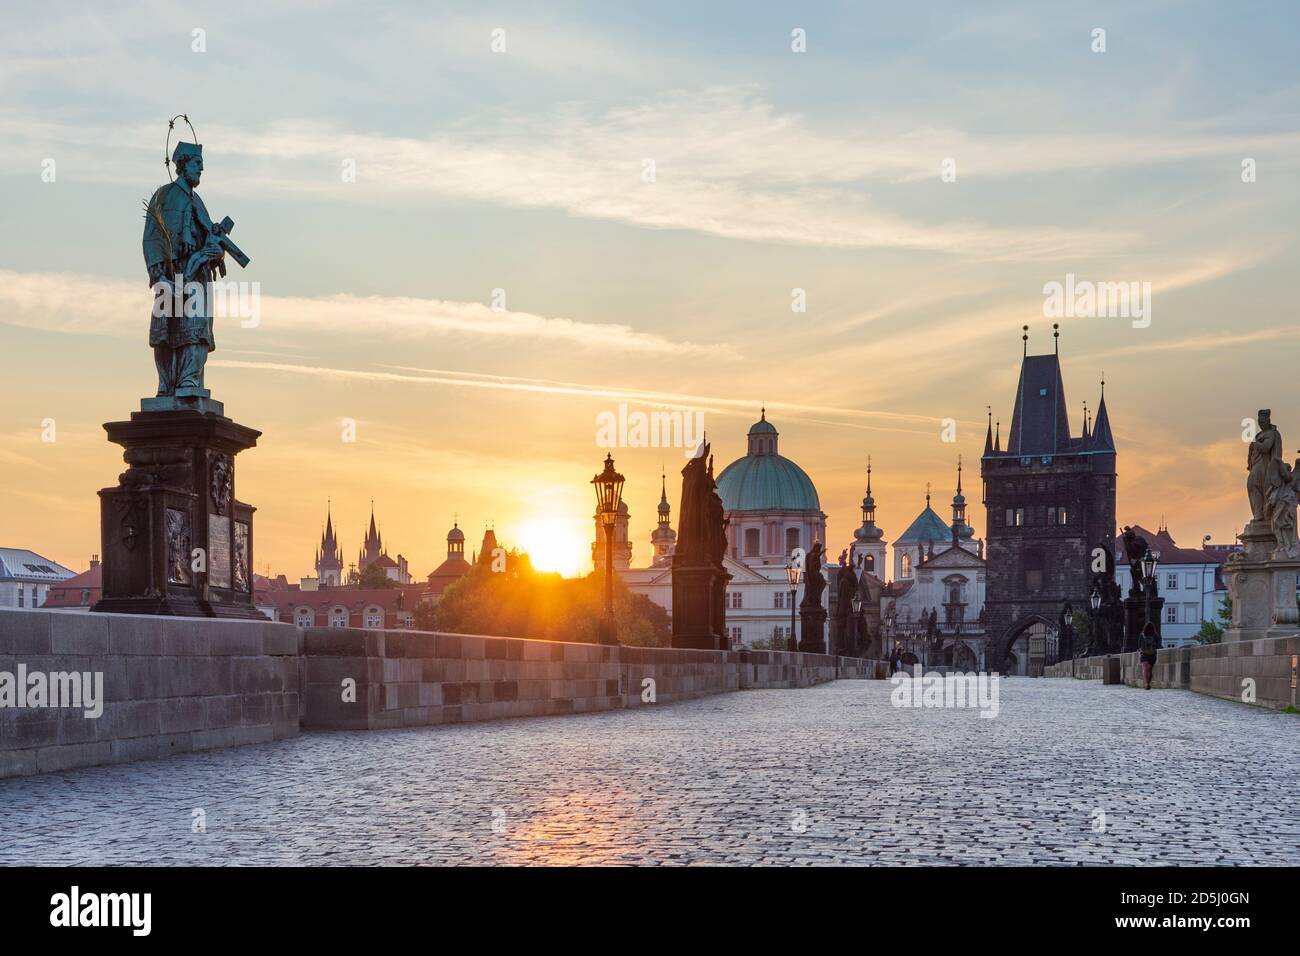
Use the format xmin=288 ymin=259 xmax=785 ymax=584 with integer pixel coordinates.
xmin=901 ymin=554 xmax=912 ymax=577
xmin=744 ymin=528 xmax=761 ymax=557
xmin=1024 ymin=549 xmax=1044 ymax=592
xmin=785 ymin=527 xmax=800 ymax=554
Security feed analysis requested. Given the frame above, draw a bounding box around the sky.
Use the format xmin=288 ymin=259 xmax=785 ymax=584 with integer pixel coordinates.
xmin=1 ymin=0 xmax=1297 ymax=579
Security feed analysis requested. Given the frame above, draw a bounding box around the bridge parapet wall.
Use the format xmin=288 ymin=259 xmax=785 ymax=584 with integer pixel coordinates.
xmin=1043 ymin=636 xmax=1298 ymax=711
xmin=301 ymin=629 xmax=886 ymax=731
xmin=0 ymin=607 xmax=299 ymax=779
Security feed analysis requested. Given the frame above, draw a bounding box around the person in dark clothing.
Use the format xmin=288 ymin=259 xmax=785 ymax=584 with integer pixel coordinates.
xmin=1139 ymin=622 xmax=1159 ymax=690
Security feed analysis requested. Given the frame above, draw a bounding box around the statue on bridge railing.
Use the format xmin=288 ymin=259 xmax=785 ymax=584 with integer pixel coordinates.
xmin=800 ymin=541 xmax=826 ymax=609
xmin=1121 ymin=526 xmax=1149 ymax=597
xmin=671 ymin=443 xmax=731 ymax=649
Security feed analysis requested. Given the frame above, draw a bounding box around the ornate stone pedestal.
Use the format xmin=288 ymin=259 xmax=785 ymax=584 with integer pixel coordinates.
xmin=1122 ymin=593 xmax=1164 ymax=650
xmin=671 ymin=564 xmax=729 ymax=650
xmin=1223 ymin=520 xmax=1300 ymax=642
xmin=798 ymin=605 xmax=827 ymax=654
xmin=93 ymin=402 xmax=262 ymax=618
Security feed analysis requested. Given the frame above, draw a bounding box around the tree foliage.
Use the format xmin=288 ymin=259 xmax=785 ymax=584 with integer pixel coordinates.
xmin=356 ymin=562 xmax=398 ymax=589
xmin=425 ymin=549 xmax=670 ymax=646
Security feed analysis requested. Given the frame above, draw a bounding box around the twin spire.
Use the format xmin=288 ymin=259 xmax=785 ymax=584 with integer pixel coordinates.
xmin=987 ymin=328 xmax=1113 ymax=456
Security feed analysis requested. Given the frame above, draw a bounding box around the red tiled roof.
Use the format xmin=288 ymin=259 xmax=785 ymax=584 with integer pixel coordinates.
xmin=883 ymin=579 xmax=914 ymax=597
xmin=42 ymin=564 xmax=102 ymax=607
xmin=427 ymin=556 xmax=471 ymax=594
xmin=261 ymin=583 xmax=430 ymax=613
xmin=1115 ymin=525 xmax=1222 ymax=566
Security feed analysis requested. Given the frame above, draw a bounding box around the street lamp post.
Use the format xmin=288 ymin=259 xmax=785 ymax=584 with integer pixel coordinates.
xmin=850 ymin=593 xmax=862 ymax=658
xmin=1141 ymin=548 xmax=1159 ymax=624
xmin=785 ymin=562 xmax=801 ymax=652
xmin=591 ymin=453 xmax=625 ymax=646
xmin=1089 ymin=585 xmax=1101 ymax=655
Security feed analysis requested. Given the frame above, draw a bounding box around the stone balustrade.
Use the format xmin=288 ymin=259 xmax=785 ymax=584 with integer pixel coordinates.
xmin=1043 ymin=635 xmax=1299 ymax=710
xmin=3 ymin=608 xmax=887 ymax=777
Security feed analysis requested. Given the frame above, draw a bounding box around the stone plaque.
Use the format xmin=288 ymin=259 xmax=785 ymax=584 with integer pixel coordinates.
xmin=165 ymin=508 xmax=192 ymax=585
xmin=234 ymin=520 xmax=250 ymax=593
xmin=208 ymin=513 xmax=232 ymax=589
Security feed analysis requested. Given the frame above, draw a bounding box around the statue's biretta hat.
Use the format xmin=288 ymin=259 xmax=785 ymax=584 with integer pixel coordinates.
xmin=171 ymin=140 xmax=203 ymax=164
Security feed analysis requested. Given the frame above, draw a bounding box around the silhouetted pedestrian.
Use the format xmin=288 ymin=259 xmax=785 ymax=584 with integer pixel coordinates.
xmin=1139 ymin=622 xmax=1158 ymax=690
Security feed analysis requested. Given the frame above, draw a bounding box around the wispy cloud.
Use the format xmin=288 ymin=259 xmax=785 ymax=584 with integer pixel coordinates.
xmin=211 ymin=357 xmax=968 ymax=437
xmin=0 ymin=269 xmax=729 ymax=357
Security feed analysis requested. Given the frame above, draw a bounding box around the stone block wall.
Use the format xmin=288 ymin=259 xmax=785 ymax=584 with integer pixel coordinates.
xmin=0 ymin=608 xmax=300 ymax=779
xmin=301 ymin=627 xmax=885 ymax=731
xmin=3 ymin=610 xmax=888 ymax=777
xmin=1043 ymin=636 xmax=1299 ymax=711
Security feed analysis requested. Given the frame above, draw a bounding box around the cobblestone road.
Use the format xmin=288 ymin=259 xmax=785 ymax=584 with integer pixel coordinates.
xmin=2 ymin=679 xmax=1296 ymax=865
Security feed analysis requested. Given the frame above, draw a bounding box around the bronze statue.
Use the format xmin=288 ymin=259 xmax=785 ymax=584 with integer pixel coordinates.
xmin=143 ymin=122 xmax=250 ymax=398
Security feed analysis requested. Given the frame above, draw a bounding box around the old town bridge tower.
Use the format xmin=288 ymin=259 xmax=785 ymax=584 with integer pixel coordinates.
xmin=981 ymin=327 xmax=1116 ymax=670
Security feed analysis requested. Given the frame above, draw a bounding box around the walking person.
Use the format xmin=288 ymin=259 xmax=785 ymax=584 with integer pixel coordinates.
xmin=1139 ymin=622 xmax=1159 ymax=690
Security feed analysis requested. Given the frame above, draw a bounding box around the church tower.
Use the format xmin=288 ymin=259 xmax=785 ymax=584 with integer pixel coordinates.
xmin=358 ymin=501 xmax=383 ymax=570
xmin=593 ymin=500 xmax=632 ymax=572
xmin=949 ymin=456 xmax=979 ymax=553
xmin=315 ymin=502 xmax=344 ymax=588
xmin=650 ymin=470 xmax=677 ymax=566
xmin=981 ymin=326 xmax=1116 ymax=664
xmin=850 ymin=457 xmax=887 ymax=577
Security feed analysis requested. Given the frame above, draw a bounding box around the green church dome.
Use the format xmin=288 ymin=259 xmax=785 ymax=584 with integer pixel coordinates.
xmin=715 ymin=411 xmax=821 ymax=512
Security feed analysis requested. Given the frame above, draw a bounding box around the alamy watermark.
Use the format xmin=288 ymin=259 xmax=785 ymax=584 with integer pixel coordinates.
xmin=0 ymin=665 xmax=103 ymax=718
xmin=889 ymin=666 xmax=1000 ymax=719
xmin=1042 ymin=273 xmax=1151 ymax=329
xmin=151 ymin=276 xmax=261 ymax=329
xmin=595 ymin=403 xmax=704 ymax=456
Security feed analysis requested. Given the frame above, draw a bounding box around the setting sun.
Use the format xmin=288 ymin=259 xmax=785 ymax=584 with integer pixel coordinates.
xmin=513 ymin=515 xmax=591 ymax=578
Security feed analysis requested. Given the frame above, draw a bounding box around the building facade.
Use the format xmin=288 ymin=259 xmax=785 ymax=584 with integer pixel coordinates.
xmin=1113 ymin=524 xmax=1228 ymax=647
xmin=0 ymin=548 xmax=75 ymax=609
xmin=619 ymin=411 xmax=829 ymax=649
xmin=981 ymin=335 xmax=1116 ymax=670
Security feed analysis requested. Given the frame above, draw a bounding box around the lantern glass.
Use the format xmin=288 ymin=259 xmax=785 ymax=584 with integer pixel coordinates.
xmin=1090 ymin=587 xmax=1101 ymax=611
xmin=1141 ymin=548 xmax=1158 ymax=581
xmin=851 ymin=595 xmax=862 ymax=613
xmin=785 ymin=563 xmax=801 ymax=588
xmin=591 ymin=453 xmax=625 ymax=517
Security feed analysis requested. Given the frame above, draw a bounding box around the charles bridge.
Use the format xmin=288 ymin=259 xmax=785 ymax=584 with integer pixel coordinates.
xmin=1 ymin=605 xmax=1297 ymax=865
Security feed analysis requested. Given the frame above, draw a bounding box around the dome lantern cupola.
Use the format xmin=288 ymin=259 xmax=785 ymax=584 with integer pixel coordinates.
xmin=446 ymin=521 xmax=465 ymax=560
xmin=746 ymin=407 xmax=779 ymax=456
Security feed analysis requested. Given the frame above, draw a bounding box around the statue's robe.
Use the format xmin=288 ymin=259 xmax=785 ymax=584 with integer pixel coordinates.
xmin=142 ymin=177 xmax=218 ymax=353
xmin=1248 ymin=425 xmax=1284 ymax=520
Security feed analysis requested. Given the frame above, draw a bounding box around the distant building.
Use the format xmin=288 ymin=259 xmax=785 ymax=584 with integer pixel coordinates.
xmin=620 ymin=410 xmax=828 ymax=649
xmin=258 ymin=575 xmax=430 ymax=630
xmin=356 ymin=503 xmax=411 ymax=584
xmin=427 ymin=522 xmax=471 ymax=597
xmin=0 ymin=548 xmax=75 ymax=609
xmin=650 ymin=473 xmax=677 ymax=565
xmin=40 ymin=556 xmax=101 ymax=611
xmin=1113 ymin=524 xmax=1228 ymax=647
xmin=981 ymin=333 xmax=1116 ymax=672
xmin=592 ymin=501 xmax=632 ymax=572
xmin=314 ymin=503 xmax=344 ymax=587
